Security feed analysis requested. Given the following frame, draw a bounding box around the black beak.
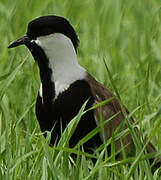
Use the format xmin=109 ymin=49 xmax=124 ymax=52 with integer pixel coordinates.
xmin=8 ymin=35 xmax=31 ymax=48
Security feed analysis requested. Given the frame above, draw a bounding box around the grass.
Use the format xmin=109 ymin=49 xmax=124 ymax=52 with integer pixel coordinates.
xmin=0 ymin=0 xmax=161 ymax=179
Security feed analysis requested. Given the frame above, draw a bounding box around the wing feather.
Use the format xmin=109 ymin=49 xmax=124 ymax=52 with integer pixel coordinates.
xmin=86 ymin=73 xmax=156 ymax=157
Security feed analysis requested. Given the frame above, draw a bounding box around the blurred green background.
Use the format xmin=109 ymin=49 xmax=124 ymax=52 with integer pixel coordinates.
xmin=0 ymin=0 xmax=161 ymax=179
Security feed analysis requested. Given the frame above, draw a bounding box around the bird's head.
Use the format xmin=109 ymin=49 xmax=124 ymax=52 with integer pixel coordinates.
xmin=8 ymin=15 xmax=79 ymax=58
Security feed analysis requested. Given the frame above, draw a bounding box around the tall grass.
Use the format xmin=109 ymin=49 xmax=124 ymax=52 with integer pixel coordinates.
xmin=0 ymin=0 xmax=161 ymax=179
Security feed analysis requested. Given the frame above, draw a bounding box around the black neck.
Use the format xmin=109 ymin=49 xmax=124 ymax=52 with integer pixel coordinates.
xmin=27 ymin=44 xmax=55 ymax=106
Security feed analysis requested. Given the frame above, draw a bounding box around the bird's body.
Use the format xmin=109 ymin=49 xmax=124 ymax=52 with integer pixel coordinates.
xmin=8 ymin=15 xmax=158 ymax=159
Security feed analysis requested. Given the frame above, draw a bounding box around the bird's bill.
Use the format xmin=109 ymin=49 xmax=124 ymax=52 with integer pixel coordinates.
xmin=8 ymin=35 xmax=31 ymax=48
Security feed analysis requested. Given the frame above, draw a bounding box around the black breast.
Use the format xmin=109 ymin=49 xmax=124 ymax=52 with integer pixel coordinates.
xmin=36 ymin=79 xmax=102 ymax=151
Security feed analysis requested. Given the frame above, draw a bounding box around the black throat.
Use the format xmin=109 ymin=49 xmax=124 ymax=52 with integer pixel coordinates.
xmin=27 ymin=43 xmax=55 ymax=106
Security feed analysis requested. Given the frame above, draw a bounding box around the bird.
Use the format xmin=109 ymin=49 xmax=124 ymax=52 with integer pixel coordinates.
xmin=8 ymin=15 xmax=158 ymax=160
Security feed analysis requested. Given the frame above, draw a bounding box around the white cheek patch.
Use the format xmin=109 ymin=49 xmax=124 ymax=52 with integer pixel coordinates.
xmin=34 ymin=34 xmax=57 ymax=49
xmin=36 ymin=33 xmax=86 ymax=102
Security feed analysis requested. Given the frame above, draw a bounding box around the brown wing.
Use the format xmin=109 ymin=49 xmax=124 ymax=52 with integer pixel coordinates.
xmin=86 ymin=73 xmax=157 ymax=157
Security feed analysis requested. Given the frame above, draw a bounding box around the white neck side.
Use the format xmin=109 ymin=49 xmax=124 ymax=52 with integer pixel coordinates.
xmin=35 ymin=33 xmax=86 ymax=97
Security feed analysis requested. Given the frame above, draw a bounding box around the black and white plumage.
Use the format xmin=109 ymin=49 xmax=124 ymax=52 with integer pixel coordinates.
xmin=8 ymin=15 xmax=158 ymax=158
